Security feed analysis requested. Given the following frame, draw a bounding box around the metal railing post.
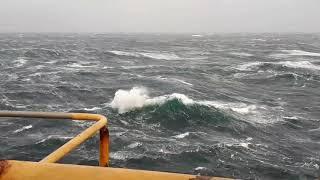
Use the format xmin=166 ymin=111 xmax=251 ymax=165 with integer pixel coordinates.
xmin=99 ymin=126 xmax=109 ymax=167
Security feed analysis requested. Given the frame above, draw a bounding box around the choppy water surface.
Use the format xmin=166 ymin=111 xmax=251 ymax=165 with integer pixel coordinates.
xmin=0 ymin=33 xmax=320 ymax=179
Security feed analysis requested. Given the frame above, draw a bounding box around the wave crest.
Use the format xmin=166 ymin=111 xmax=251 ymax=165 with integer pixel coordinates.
xmin=110 ymin=87 xmax=257 ymax=115
xmin=108 ymin=50 xmax=181 ymax=60
xmin=271 ymin=50 xmax=320 ymax=58
xmin=236 ymin=61 xmax=320 ymax=71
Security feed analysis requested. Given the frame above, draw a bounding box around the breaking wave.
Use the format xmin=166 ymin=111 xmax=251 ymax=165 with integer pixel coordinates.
xmin=110 ymin=87 xmax=257 ymax=115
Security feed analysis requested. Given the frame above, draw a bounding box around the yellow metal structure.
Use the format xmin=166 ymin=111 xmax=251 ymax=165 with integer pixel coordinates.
xmin=0 ymin=111 xmax=231 ymax=180
xmin=0 ymin=111 xmax=109 ymax=167
xmin=0 ymin=161 xmax=230 ymax=180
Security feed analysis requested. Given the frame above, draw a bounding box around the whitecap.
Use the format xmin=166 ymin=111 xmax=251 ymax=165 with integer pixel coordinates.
xmin=36 ymin=135 xmax=73 ymax=144
xmin=156 ymin=76 xmax=193 ymax=86
xmin=271 ymin=50 xmax=320 ymax=58
xmin=281 ymin=50 xmax=320 ymax=57
xmin=173 ymin=132 xmax=190 ymax=139
xmin=236 ymin=61 xmax=320 ymax=71
xmin=277 ymin=61 xmax=320 ymax=71
xmin=127 ymin=142 xmax=142 ymax=149
xmin=108 ymin=50 xmax=181 ymax=60
xmin=110 ymin=87 xmax=257 ymax=115
xmin=13 ymin=58 xmax=28 ymax=67
xmin=171 ymin=78 xmax=193 ymax=86
xmin=13 ymin=125 xmax=32 ymax=133
xmin=230 ymin=52 xmax=254 ymax=57
xmin=194 ymin=167 xmax=207 ymax=171
xmin=252 ymin=38 xmax=267 ymax=42
xmin=239 ymin=142 xmax=251 ymax=149
xmin=235 ymin=62 xmax=262 ymax=71
xmin=121 ymin=65 xmax=158 ymax=69
xmin=191 ymin=34 xmax=203 ymax=37
xmin=67 ymin=63 xmax=97 ymax=68
xmin=109 ymin=50 xmax=140 ymax=57
xmin=102 ymin=66 xmax=114 ymax=69
xmin=109 ymin=151 xmax=139 ymax=160
xmin=226 ymin=142 xmax=252 ymax=149
xmin=139 ymin=52 xmax=180 ymax=60
xmin=283 ymin=116 xmax=299 ymax=120
xmin=200 ymin=101 xmax=257 ymax=115
xmin=84 ymin=107 xmax=101 ymax=111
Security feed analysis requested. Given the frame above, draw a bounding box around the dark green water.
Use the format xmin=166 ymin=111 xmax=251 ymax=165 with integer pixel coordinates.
xmin=0 ymin=33 xmax=320 ymax=179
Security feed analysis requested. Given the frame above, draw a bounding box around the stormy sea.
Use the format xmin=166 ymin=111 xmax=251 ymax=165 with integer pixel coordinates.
xmin=0 ymin=33 xmax=319 ymax=179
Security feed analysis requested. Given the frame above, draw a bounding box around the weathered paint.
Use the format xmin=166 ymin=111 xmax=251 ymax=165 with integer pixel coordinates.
xmin=0 ymin=160 xmax=9 ymax=178
xmin=0 ymin=111 xmax=109 ymax=166
xmin=99 ymin=126 xmax=109 ymax=167
xmin=0 ymin=161 xmax=232 ymax=180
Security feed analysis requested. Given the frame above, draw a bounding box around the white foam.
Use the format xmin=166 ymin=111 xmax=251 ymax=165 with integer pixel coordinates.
xmin=236 ymin=61 xmax=320 ymax=71
xmin=110 ymin=87 xmax=196 ymax=113
xmin=239 ymin=142 xmax=251 ymax=149
xmin=110 ymin=87 xmax=257 ymax=115
xmin=281 ymin=50 xmax=320 ymax=57
xmin=172 ymin=78 xmax=193 ymax=86
xmin=67 ymin=63 xmax=97 ymax=68
xmin=236 ymin=62 xmax=262 ymax=71
xmin=102 ymin=66 xmax=114 ymax=69
xmin=156 ymin=76 xmax=193 ymax=86
xmin=200 ymin=101 xmax=257 ymax=115
xmin=121 ymin=65 xmax=157 ymax=69
xmin=226 ymin=142 xmax=252 ymax=149
xmin=283 ymin=116 xmax=299 ymax=120
xmin=84 ymin=107 xmax=101 ymax=111
xmin=230 ymin=52 xmax=253 ymax=57
xmin=13 ymin=58 xmax=28 ymax=67
xmin=246 ymin=137 xmax=253 ymax=141
xmin=277 ymin=61 xmax=320 ymax=71
xmin=194 ymin=167 xmax=207 ymax=171
xmin=192 ymin=34 xmax=203 ymax=37
xmin=109 ymin=50 xmax=140 ymax=57
xmin=252 ymin=38 xmax=267 ymax=42
xmin=108 ymin=50 xmax=181 ymax=60
xmin=36 ymin=135 xmax=73 ymax=144
xmin=110 ymin=151 xmax=128 ymax=160
xmin=110 ymin=87 xmax=150 ymax=114
xmin=173 ymin=132 xmax=190 ymax=139
xmin=139 ymin=52 xmax=180 ymax=60
xmin=127 ymin=142 xmax=142 ymax=149
xmin=13 ymin=125 xmax=32 ymax=133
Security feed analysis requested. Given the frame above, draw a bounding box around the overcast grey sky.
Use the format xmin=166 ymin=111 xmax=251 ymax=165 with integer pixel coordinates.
xmin=0 ymin=0 xmax=319 ymax=33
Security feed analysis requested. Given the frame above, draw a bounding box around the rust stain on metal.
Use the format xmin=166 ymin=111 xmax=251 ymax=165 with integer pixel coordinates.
xmin=189 ymin=176 xmax=214 ymax=180
xmin=0 ymin=160 xmax=10 ymax=177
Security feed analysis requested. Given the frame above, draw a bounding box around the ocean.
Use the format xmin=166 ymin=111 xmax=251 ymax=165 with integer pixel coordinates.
xmin=0 ymin=33 xmax=319 ymax=179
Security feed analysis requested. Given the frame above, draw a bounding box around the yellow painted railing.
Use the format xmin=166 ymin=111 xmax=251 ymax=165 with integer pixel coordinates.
xmin=0 ymin=111 xmax=232 ymax=180
xmin=0 ymin=111 xmax=109 ymax=167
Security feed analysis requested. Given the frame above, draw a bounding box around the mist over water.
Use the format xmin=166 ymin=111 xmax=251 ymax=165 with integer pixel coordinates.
xmin=0 ymin=33 xmax=320 ymax=179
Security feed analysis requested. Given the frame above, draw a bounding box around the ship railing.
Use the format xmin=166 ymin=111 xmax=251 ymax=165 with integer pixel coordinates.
xmin=0 ymin=111 xmax=109 ymax=167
